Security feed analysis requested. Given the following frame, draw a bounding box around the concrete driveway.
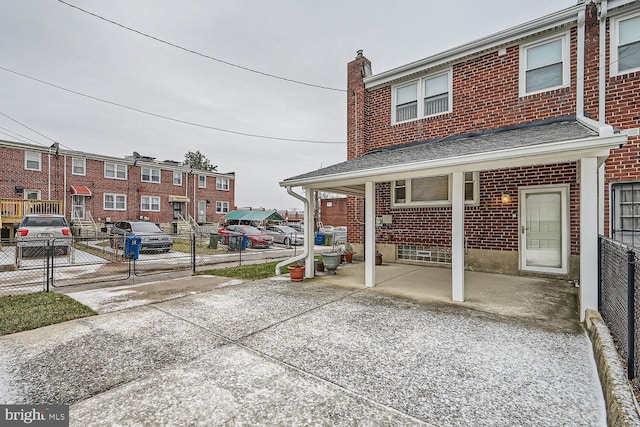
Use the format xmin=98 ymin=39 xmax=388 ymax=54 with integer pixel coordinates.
xmin=0 ymin=276 xmax=605 ymax=426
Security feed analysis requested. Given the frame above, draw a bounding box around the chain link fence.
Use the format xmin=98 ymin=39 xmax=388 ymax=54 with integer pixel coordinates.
xmin=0 ymin=233 xmax=296 ymax=297
xmin=599 ymin=236 xmax=639 ymax=379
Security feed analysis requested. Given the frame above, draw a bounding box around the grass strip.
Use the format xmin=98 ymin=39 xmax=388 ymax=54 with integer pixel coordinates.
xmin=0 ymin=293 xmax=96 ymax=336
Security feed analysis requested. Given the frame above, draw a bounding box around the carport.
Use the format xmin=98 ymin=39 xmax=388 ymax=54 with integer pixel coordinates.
xmin=280 ymin=117 xmax=626 ymax=321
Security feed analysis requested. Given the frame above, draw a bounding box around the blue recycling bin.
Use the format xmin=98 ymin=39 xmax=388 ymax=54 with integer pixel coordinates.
xmin=228 ymin=234 xmax=248 ymax=251
xmin=125 ymin=235 xmax=141 ymax=259
xmin=315 ymin=233 xmax=325 ymax=245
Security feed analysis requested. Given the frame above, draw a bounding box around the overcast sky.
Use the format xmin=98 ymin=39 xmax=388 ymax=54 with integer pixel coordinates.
xmin=0 ymin=0 xmax=577 ymax=210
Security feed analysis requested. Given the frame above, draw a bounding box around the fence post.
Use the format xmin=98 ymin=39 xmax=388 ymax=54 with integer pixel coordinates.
xmin=598 ymin=236 xmax=602 ymax=312
xmin=627 ymin=249 xmax=636 ymax=380
xmin=191 ymin=233 xmax=196 ymax=275
xmin=45 ymin=241 xmax=51 ymax=292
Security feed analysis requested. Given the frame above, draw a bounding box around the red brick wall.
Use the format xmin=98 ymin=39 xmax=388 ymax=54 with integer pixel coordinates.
xmin=347 ymin=163 xmax=579 ymax=254
xmin=320 ymin=197 xmax=347 ymax=226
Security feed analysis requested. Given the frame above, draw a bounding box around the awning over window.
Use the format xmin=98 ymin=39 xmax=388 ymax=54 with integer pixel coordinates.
xmin=168 ymin=195 xmax=190 ymax=203
xmin=70 ymin=185 xmax=92 ymax=196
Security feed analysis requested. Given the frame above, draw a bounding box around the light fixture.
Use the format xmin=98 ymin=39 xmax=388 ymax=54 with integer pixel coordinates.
xmin=501 ymin=193 xmax=512 ymax=204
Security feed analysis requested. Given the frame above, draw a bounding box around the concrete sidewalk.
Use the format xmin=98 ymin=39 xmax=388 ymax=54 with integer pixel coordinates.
xmin=0 ymin=277 xmax=605 ymax=426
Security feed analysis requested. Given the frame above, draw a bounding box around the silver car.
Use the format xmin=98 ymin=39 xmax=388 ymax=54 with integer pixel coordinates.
xmin=111 ymin=220 xmax=173 ymax=253
xmin=261 ymin=225 xmax=304 ymax=246
xmin=16 ymin=214 xmax=73 ymax=256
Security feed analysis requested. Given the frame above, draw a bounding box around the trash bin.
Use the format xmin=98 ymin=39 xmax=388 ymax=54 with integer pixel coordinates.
xmin=324 ymin=233 xmax=334 ymax=246
xmin=125 ymin=235 xmax=141 ymax=259
xmin=315 ymin=233 xmax=325 ymax=245
xmin=228 ymin=234 xmax=248 ymax=251
xmin=209 ymin=232 xmax=219 ymax=249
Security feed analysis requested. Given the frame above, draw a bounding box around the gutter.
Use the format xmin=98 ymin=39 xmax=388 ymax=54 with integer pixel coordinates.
xmin=275 ymin=187 xmax=309 ymax=275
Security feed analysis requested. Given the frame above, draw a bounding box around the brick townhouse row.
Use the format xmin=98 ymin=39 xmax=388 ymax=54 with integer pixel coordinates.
xmin=0 ymin=139 xmax=235 ymax=238
xmin=281 ymin=0 xmax=640 ymax=319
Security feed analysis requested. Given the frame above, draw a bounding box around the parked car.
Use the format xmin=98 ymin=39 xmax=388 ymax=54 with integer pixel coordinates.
xmin=16 ymin=214 xmax=73 ymax=256
xmin=333 ymin=226 xmax=347 ymax=244
xmin=287 ymin=223 xmax=304 ymax=233
xmin=260 ymin=225 xmax=304 ymax=246
xmin=218 ymin=225 xmax=274 ymax=248
xmin=111 ymin=220 xmax=173 ymax=253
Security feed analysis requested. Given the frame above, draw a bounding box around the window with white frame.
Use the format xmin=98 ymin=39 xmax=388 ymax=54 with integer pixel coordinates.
xmin=104 ymin=193 xmax=126 ymax=210
xmin=141 ymin=167 xmax=161 ymax=183
xmin=392 ymin=172 xmax=478 ymax=207
xmin=173 ymin=171 xmax=182 ymax=186
xmin=24 ymin=151 xmax=41 ymax=171
xmin=611 ymin=13 xmax=640 ymax=75
xmin=198 ymin=175 xmax=206 ymax=188
xmin=393 ymin=70 xmax=451 ymax=123
xmin=216 ymin=201 xmax=230 ymax=213
xmin=104 ymin=162 xmax=127 ymax=180
xmin=520 ymin=34 xmax=569 ymax=95
xmin=216 ymin=177 xmax=229 ymax=191
xmin=72 ymin=157 xmax=86 ymax=175
xmin=141 ymin=195 xmax=161 ymax=212
xmin=612 ymin=182 xmax=640 ymax=247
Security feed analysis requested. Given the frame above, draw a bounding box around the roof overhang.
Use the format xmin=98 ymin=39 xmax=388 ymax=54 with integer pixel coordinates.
xmin=70 ymin=185 xmax=92 ymax=196
xmin=281 ymin=133 xmax=626 ymax=197
xmin=168 ymin=195 xmax=189 ymax=203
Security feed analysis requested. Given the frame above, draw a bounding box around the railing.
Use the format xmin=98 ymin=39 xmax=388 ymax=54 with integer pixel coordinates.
xmin=187 ymin=214 xmax=202 ymax=236
xmin=0 ymin=199 xmax=64 ymax=223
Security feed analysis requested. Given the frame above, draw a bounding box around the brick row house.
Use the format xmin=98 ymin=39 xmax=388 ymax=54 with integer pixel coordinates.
xmin=281 ymin=0 xmax=640 ymax=320
xmin=0 ymin=139 xmax=235 ymax=238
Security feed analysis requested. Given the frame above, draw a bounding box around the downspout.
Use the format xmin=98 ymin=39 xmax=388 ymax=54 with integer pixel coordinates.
xmin=577 ymin=9 xmax=586 ymax=117
xmin=47 ymin=149 xmax=51 ymax=200
xmin=63 ymin=154 xmax=67 ymax=217
xmin=275 ymin=186 xmax=310 ymax=275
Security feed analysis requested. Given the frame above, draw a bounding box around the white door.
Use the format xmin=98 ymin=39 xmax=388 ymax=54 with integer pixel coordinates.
xmin=198 ymin=200 xmax=206 ymax=223
xmin=520 ymin=186 xmax=568 ymax=273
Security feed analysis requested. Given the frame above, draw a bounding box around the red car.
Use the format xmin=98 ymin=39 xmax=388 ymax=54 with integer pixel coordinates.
xmin=217 ymin=225 xmax=274 ymax=248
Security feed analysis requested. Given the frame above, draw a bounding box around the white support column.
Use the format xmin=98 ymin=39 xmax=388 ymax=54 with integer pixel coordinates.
xmin=580 ymin=157 xmax=599 ymax=321
xmin=305 ymin=188 xmax=315 ymax=279
xmin=365 ymin=181 xmax=376 ymax=288
xmin=451 ymin=171 xmax=465 ymax=302
xmin=598 ymin=163 xmax=605 ymax=235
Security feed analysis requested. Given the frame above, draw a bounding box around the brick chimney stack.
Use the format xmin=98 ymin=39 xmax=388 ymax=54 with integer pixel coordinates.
xmin=347 ymin=50 xmax=371 ymax=160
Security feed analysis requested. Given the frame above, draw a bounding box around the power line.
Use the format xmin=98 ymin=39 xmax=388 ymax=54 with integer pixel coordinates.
xmin=0 ymin=111 xmax=59 ymax=146
xmin=57 ymin=0 xmax=347 ymax=93
xmin=0 ymin=124 xmax=45 ymax=145
xmin=0 ymin=66 xmax=346 ymax=144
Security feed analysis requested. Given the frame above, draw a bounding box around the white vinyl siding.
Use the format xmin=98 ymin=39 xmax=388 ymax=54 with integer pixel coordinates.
xmin=104 ymin=162 xmax=127 ymax=180
xmin=520 ymin=34 xmax=570 ymax=96
xmin=104 ymin=193 xmax=126 ymax=210
xmin=72 ymin=157 xmax=86 ymax=175
xmin=24 ymin=151 xmax=41 ymax=171
xmin=393 ymin=70 xmax=451 ymax=124
xmin=141 ymin=196 xmax=161 ymax=212
xmin=392 ymin=172 xmax=478 ymax=207
xmin=611 ymin=13 xmax=640 ymax=75
xmin=141 ymin=167 xmax=161 ymax=183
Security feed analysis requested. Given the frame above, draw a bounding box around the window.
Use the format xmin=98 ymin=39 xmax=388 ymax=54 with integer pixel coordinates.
xmin=612 ymin=182 xmax=640 ymax=247
xmin=72 ymin=157 xmax=86 ymax=175
xmin=104 ymin=193 xmax=126 ymax=210
xmin=198 ymin=175 xmax=206 ymax=188
xmin=25 ymin=189 xmax=41 ymax=200
xmin=393 ymin=70 xmax=451 ymax=123
xmin=104 ymin=162 xmax=127 ymax=180
xmin=611 ymin=13 xmax=640 ymax=75
xmin=24 ymin=151 xmax=41 ymax=171
xmin=141 ymin=196 xmax=161 ymax=212
xmin=173 ymin=171 xmax=182 ymax=186
xmin=520 ymin=34 xmax=569 ymax=95
xmin=216 ymin=201 xmax=230 ymax=213
xmin=216 ymin=177 xmax=229 ymax=190
xmin=392 ymin=172 xmax=478 ymax=207
xmin=141 ymin=167 xmax=161 ymax=183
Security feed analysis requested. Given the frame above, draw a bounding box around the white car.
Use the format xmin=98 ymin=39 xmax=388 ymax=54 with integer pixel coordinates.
xmin=16 ymin=214 xmax=73 ymax=256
